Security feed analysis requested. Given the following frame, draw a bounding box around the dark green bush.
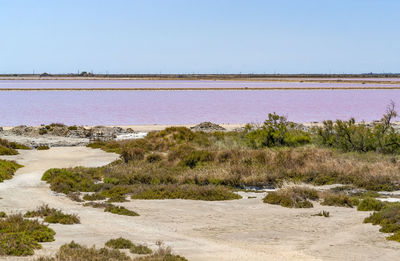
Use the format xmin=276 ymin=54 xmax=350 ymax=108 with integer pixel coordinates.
xmin=263 ymin=187 xmax=318 ymax=208
xmin=357 ymin=197 xmax=385 ymax=211
xmin=24 ymin=204 xmax=80 ymax=225
xmin=0 ymin=159 xmax=22 ymax=182
xmin=244 ymin=113 xmax=311 ymax=148
xmin=35 ymin=241 xmax=131 ymax=261
xmin=130 ymin=244 xmax=152 ymax=255
xmin=0 ymin=214 xmax=55 ymax=256
xmin=321 ymin=193 xmax=355 ymax=208
xmin=105 ymin=237 xmax=133 ymax=249
xmin=104 ymin=205 xmax=139 ymax=216
xmin=130 ymin=184 xmax=241 ymax=201
xmin=180 ymin=150 xmax=214 ymax=168
xmin=37 ymin=145 xmax=50 ymax=150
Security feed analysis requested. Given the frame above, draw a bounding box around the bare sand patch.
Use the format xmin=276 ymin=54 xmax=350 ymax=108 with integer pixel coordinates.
xmin=1 ymin=147 xmax=400 ymax=260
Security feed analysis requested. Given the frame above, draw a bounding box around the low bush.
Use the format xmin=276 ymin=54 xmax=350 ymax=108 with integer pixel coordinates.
xmin=0 ymin=214 xmax=55 ymax=256
xmin=263 ymin=186 xmax=318 ymax=208
xmin=364 ymin=203 xmax=400 ymax=242
xmin=35 ymin=241 xmax=131 ymax=261
xmin=0 ymin=146 xmax=18 ymax=155
xmin=24 ymin=204 xmax=80 ymax=225
xmin=130 ymin=244 xmax=152 ymax=255
xmin=37 ymin=145 xmax=50 ymax=150
xmin=104 ymin=205 xmax=139 ymax=216
xmin=130 ymin=184 xmax=241 ymax=201
xmin=357 ymin=197 xmax=385 ymax=211
xmin=320 ymin=193 xmax=355 ymax=208
xmin=67 ymin=192 xmax=83 ymax=202
xmin=0 ymin=159 xmax=22 ymax=182
xmin=0 ymin=212 xmax=6 ymax=218
xmin=105 ymin=237 xmax=133 ymax=249
xmin=83 ymin=193 xmax=106 ymax=201
xmin=0 ymin=139 xmax=30 ymax=155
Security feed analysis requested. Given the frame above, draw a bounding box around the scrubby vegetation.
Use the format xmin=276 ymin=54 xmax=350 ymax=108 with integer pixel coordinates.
xmin=105 ymin=237 xmax=134 ymax=249
xmin=263 ymin=186 xmax=318 ymax=208
xmin=320 ymin=192 xmax=355 ymax=208
xmin=0 ymin=138 xmax=30 ymax=155
xmin=104 ymin=205 xmax=139 ymax=216
xmin=357 ymin=197 xmax=385 ymax=211
xmin=40 ymin=107 xmax=400 ymax=211
xmin=0 ymin=159 xmax=22 ymax=182
xmin=37 ymin=145 xmax=50 ymax=150
xmin=364 ymin=203 xmax=400 ymax=242
xmin=0 ymin=214 xmax=55 ymax=256
xmin=316 ymin=102 xmax=400 ymax=153
xmin=24 ymin=204 xmax=80 ymax=224
xmin=35 ymin=241 xmax=186 ymax=261
xmin=35 ymin=241 xmax=131 ymax=261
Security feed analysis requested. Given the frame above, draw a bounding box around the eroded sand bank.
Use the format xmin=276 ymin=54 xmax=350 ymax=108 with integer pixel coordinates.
xmin=1 ymin=147 xmax=400 ymax=261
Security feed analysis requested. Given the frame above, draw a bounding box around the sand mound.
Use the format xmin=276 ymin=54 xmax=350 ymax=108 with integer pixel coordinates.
xmin=190 ymin=122 xmax=226 ymax=132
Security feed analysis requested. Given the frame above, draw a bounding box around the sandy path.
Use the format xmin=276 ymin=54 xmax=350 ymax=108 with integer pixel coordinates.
xmin=1 ymin=148 xmax=400 ymax=260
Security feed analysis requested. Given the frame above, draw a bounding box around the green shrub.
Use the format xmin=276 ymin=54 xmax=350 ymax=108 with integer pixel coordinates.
xmin=321 ymin=193 xmax=355 ymax=208
xmin=146 ymin=153 xmax=162 ymax=163
xmin=39 ymin=129 xmax=48 ymax=135
xmin=316 ymin=102 xmax=400 ymax=154
xmin=130 ymin=244 xmax=152 ymax=255
xmin=263 ymin=187 xmax=318 ymax=208
xmin=68 ymin=126 xmax=78 ymax=131
xmin=130 ymin=184 xmax=241 ymax=201
xmin=83 ymin=193 xmax=105 ymax=201
xmin=0 ymin=214 xmax=55 ymax=256
xmin=0 ymin=212 xmax=6 ymax=218
xmin=105 ymin=237 xmax=133 ymax=249
xmin=24 ymin=204 xmax=80 ymax=225
xmin=121 ymin=147 xmax=145 ymax=163
xmin=181 ymin=150 xmax=214 ymax=168
xmin=244 ymin=113 xmax=311 ymax=148
xmin=363 ymin=203 xmax=400 ymax=242
xmin=0 ymin=146 xmax=18 ymax=155
xmin=357 ymin=197 xmax=385 ymax=211
xmin=37 ymin=145 xmax=50 ymax=150
xmin=35 ymin=241 xmax=131 ymax=261
xmin=104 ymin=205 xmax=139 ymax=216
xmin=0 ymin=159 xmax=22 ymax=182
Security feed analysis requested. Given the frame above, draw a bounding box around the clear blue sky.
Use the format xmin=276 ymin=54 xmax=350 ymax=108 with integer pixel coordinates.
xmin=1 ymin=0 xmax=399 ymax=74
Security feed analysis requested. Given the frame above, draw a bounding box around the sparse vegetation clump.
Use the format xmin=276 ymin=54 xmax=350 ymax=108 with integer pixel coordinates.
xmin=24 ymin=204 xmax=80 ymax=224
xmin=130 ymin=244 xmax=152 ymax=255
xmin=263 ymin=186 xmax=318 ymax=208
xmin=35 ymin=241 xmax=185 ymax=261
xmin=316 ymin=102 xmax=400 ymax=154
xmin=0 ymin=214 xmax=55 ymax=256
xmin=0 ymin=159 xmax=22 ymax=182
xmin=37 ymin=145 xmax=50 ymax=150
xmin=130 ymin=184 xmax=241 ymax=201
xmin=320 ymin=192 xmax=355 ymax=208
xmin=35 ymin=241 xmax=131 ymax=261
xmin=312 ymin=210 xmax=330 ymax=217
xmin=104 ymin=205 xmax=139 ymax=216
xmin=357 ymin=197 xmax=385 ymax=211
xmin=364 ymin=203 xmax=400 ymax=242
xmin=105 ymin=237 xmax=134 ymax=249
xmin=0 ymin=138 xmax=30 ymax=155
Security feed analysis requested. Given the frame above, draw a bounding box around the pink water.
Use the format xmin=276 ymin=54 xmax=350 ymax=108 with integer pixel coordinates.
xmin=1 ymin=80 xmax=400 ymax=89
xmin=1 ymin=89 xmax=399 ymax=126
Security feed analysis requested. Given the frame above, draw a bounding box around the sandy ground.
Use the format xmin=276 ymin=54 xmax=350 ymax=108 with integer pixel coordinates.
xmin=1 ymin=148 xmax=400 ymax=261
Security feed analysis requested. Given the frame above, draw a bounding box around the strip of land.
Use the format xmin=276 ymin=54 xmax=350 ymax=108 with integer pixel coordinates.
xmin=3 ymin=86 xmax=400 ymax=91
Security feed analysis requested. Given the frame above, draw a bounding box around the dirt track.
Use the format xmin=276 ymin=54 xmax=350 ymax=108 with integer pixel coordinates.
xmin=1 ymin=147 xmax=400 ymax=261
